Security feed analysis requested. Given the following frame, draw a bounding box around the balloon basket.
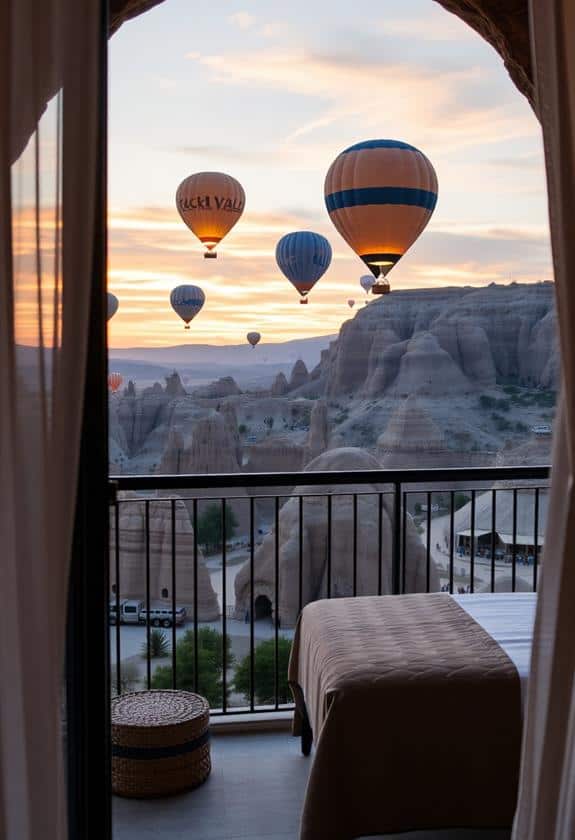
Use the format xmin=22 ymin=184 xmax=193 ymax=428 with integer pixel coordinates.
xmin=300 ymin=298 xmax=308 ymax=305
xmin=204 ymin=252 xmax=217 ymax=259
xmin=184 ymin=325 xmax=190 ymax=330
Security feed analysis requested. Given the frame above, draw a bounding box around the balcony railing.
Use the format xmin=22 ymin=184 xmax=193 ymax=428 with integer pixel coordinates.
xmin=108 ymin=465 xmax=549 ymax=715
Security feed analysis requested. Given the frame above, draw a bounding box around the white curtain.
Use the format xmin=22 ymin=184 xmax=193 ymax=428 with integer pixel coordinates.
xmin=0 ymin=1 xmax=102 ymax=838
xmin=513 ymin=2 xmax=575 ymax=838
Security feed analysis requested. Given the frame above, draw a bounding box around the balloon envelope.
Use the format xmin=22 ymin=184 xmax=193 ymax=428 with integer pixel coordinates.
xmin=107 ymin=292 xmax=119 ymax=321
xmin=247 ymin=331 xmax=261 ymax=347
xmin=176 ymin=172 xmax=245 ymax=256
xmin=325 ymin=139 xmax=438 ymax=278
xmin=170 ymin=285 xmax=205 ymax=329
xmin=108 ymin=372 xmax=123 ymax=393
xmin=347 ymin=299 xmax=355 ymax=308
xmin=275 ymin=231 xmax=332 ymax=299
xmin=360 ymin=275 xmax=375 ymax=294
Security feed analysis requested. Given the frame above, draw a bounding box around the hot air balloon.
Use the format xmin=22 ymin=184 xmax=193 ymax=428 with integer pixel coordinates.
xmin=247 ymin=331 xmax=261 ymax=348
xmin=360 ymin=275 xmax=375 ymax=294
xmin=372 ymin=277 xmax=391 ymax=295
xmin=176 ymin=172 xmax=245 ymax=258
xmin=325 ymin=139 xmax=438 ymax=284
xmin=276 ymin=231 xmax=332 ymax=304
xmin=347 ymin=299 xmax=355 ymax=309
xmin=170 ymin=285 xmax=205 ymax=329
xmin=107 ymin=292 xmax=119 ymax=321
xmin=108 ymin=372 xmax=123 ymax=393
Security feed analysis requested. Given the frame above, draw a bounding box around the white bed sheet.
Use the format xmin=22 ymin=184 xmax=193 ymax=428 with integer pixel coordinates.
xmin=452 ymin=592 xmax=537 ymax=710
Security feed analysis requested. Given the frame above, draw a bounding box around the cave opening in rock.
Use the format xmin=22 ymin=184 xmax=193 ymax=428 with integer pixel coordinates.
xmin=254 ymin=594 xmax=273 ymax=621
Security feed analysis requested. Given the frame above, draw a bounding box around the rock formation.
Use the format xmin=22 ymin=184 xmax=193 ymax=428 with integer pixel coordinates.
xmin=158 ymin=427 xmax=186 ymax=474
xmin=165 ymin=370 xmax=187 ymax=397
xmin=234 ymin=447 xmax=439 ymax=627
xmin=110 ymin=494 xmax=219 ymax=618
xmin=377 ymin=396 xmax=451 ymax=467
xmin=244 ymin=436 xmax=305 ymax=473
xmin=179 ymin=413 xmax=240 ymax=474
xmin=288 ymin=359 xmax=309 ymax=391
xmin=304 ymin=399 xmax=329 ymax=464
xmin=323 ymin=284 xmax=557 ymax=399
xmin=218 ymin=402 xmax=242 ymax=465
xmin=194 ymin=376 xmax=241 ymax=399
xmin=270 ymin=372 xmax=289 ymax=396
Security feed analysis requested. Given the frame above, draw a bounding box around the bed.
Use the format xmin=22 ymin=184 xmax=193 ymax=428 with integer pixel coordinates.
xmin=288 ymin=592 xmax=536 ymax=840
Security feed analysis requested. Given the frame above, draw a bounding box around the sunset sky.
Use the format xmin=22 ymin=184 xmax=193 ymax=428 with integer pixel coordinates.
xmin=108 ymin=0 xmax=552 ymax=348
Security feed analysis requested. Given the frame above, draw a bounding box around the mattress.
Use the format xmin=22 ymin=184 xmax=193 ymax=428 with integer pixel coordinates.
xmin=289 ymin=592 xmax=527 ymax=839
xmin=453 ymin=592 xmax=537 ymax=710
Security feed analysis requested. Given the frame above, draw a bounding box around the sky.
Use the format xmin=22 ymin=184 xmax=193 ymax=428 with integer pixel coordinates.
xmin=108 ymin=0 xmax=553 ymax=348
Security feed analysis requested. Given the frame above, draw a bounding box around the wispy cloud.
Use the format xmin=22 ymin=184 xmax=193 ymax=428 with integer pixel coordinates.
xmin=227 ymin=11 xmax=256 ymax=30
xmin=188 ymin=47 xmax=536 ymax=157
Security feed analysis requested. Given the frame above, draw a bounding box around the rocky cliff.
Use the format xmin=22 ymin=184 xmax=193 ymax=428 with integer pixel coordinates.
xmin=323 ymin=283 xmax=557 ymax=398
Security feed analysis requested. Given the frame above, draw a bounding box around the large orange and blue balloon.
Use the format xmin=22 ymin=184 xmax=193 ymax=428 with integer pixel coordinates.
xmin=325 ymin=139 xmax=438 ymax=279
xmin=275 ymin=231 xmax=332 ymax=304
xmin=170 ymin=284 xmax=205 ymax=329
xmin=176 ymin=172 xmax=245 ymax=258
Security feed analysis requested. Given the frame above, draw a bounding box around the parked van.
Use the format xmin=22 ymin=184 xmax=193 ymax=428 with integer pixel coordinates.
xmin=109 ymin=599 xmax=144 ymax=625
xmin=138 ymin=605 xmax=187 ymax=628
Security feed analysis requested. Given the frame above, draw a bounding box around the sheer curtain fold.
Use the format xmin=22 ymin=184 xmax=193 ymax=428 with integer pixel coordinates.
xmin=513 ymin=2 xmax=575 ymax=838
xmin=0 ymin=1 xmax=102 ymax=839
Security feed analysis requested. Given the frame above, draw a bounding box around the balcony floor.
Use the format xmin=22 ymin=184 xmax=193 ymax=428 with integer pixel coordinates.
xmin=113 ymin=731 xmax=511 ymax=840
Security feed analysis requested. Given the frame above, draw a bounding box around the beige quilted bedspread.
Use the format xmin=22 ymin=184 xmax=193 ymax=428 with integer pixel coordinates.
xmin=288 ymin=593 xmax=522 ymax=840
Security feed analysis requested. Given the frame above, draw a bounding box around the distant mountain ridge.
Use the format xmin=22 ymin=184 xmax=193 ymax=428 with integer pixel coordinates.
xmin=110 ymin=334 xmax=334 ymax=366
xmin=108 ymin=334 xmax=335 ymax=389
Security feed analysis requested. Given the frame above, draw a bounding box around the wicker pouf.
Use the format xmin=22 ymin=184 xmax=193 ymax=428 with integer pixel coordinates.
xmin=111 ymin=690 xmax=210 ymax=798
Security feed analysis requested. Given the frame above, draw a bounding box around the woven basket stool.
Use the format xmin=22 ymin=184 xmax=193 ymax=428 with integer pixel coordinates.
xmin=111 ymin=690 xmax=210 ymax=798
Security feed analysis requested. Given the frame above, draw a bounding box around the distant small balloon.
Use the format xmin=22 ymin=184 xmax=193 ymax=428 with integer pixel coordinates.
xmin=107 ymin=292 xmax=119 ymax=320
xmin=108 ymin=372 xmax=123 ymax=393
xmin=360 ymin=275 xmax=375 ymax=294
xmin=347 ymin=299 xmax=355 ymax=309
xmin=247 ymin=331 xmax=261 ymax=348
xmin=170 ymin=284 xmax=205 ymax=329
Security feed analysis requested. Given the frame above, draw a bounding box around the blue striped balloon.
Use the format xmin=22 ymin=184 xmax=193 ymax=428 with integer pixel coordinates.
xmin=170 ymin=284 xmax=206 ymax=329
xmin=275 ymin=231 xmax=332 ymax=301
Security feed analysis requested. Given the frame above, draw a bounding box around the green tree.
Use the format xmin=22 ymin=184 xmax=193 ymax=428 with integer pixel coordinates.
xmin=196 ymin=503 xmax=238 ymax=554
xmin=234 ymin=637 xmax=293 ymax=706
xmin=151 ymin=627 xmax=233 ymax=708
xmin=454 ymin=492 xmax=470 ymax=511
xmin=140 ymin=628 xmax=170 ymax=659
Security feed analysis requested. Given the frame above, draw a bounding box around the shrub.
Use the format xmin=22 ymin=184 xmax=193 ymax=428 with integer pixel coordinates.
xmin=140 ymin=629 xmax=170 ymax=659
xmin=454 ymin=493 xmax=470 ymax=511
xmin=238 ymin=423 xmax=247 ymax=435
xmin=234 ymin=637 xmax=293 ymax=706
xmin=152 ymin=627 xmax=233 ymax=708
